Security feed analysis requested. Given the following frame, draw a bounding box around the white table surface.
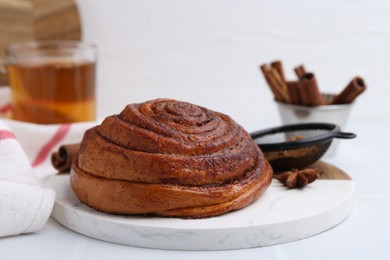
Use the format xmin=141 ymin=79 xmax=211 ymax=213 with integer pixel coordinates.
xmin=2 ymin=1 xmax=390 ymax=257
xmin=1 ymin=120 xmax=389 ymax=260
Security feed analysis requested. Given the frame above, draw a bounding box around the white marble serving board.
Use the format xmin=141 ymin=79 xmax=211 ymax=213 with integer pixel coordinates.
xmin=46 ymin=171 xmax=354 ymax=250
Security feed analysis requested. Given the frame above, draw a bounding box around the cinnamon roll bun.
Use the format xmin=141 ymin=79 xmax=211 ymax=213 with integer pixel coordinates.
xmin=70 ymin=99 xmax=273 ymax=218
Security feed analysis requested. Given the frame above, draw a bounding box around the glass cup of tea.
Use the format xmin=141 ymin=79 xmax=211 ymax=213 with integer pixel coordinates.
xmin=3 ymin=40 xmax=97 ymax=124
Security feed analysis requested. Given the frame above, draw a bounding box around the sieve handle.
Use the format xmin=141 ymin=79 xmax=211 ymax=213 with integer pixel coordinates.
xmin=335 ymin=132 xmax=356 ymax=139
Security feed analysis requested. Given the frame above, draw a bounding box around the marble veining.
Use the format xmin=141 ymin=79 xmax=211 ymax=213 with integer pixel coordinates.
xmin=47 ymin=175 xmax=354 ymax=250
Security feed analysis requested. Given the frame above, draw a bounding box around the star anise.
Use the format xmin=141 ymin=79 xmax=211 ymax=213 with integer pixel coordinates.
xmin=274 ymin=168 xmax=323 ymax=189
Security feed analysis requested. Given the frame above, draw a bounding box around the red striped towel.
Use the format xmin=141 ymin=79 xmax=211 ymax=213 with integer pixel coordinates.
xmin=0 ymin=87 xmax=97 ymax=238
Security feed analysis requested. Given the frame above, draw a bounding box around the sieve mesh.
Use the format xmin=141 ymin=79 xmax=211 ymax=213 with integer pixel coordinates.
xmin=250 ymin=123 xmax=356 ymax=172
xmin=253 ymin=129 xmax=330 ymax=146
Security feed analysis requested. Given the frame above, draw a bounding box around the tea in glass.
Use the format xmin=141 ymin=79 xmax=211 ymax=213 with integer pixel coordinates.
xmin=6 ymin=41 xmax=97 ymax=124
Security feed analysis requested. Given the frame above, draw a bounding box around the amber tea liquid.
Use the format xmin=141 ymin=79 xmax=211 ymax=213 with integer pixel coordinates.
xmin=8 ymin=61 xmax=96 ymax=124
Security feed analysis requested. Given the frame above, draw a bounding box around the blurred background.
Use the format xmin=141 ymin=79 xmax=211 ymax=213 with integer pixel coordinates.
xmin=2 ymin=0 xmax=389 ymax=130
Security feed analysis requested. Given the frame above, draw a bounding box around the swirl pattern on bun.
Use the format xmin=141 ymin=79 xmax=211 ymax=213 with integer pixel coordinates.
xmin=70 ymin=99 xmax=273 ymax=218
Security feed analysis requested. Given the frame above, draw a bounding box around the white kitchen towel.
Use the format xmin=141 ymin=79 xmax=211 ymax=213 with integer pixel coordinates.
xmin=0 ymin=121 xmax=56 ymax=238
xmin=5 ymin=119 xmax=97 ymax=180
xmin=0 ymin=88 xmax=97 ymax=238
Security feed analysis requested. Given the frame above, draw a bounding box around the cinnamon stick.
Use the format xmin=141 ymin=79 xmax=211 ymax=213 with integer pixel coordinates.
xmin=270 ymin=68 xmax=290 ymax=103
xmin=295 ymin=81 xmax=310 ymax=106
xmin=332 ymin=76 xmax=366 ymax=104
xmin=294 ymin=65 xmax=306 ymax=79
xmin=260 ymin=64 xmax=289 ymax=103
xmin=286 ymin=81 xmax=301 ymax=105
xmin=300 ymin=73 xmax=325 ymax=106
xmin=271 ymin=60 xmax=285 ymax=82
xmin=51 ymin=143 xmax=80 ymax=173
xmin=260 ymin=64 xmax=281 ymax=101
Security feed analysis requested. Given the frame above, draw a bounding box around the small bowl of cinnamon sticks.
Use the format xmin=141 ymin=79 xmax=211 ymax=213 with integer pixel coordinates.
xmin=260 ymin=60 xmax=366 ymax=157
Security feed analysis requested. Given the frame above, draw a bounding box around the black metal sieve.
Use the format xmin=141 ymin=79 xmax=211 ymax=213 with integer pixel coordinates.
xmin=250 ymin=123 xmax=356 ymax=172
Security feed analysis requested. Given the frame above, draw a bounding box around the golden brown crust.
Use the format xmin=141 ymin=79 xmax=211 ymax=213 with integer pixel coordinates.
xmin=77 ymin=126 xmax=260 ymax=185
xmin=71 ymin=99 xmax=273 ymax=218
xmin=70 ymin=158 xmax=273 ymax=218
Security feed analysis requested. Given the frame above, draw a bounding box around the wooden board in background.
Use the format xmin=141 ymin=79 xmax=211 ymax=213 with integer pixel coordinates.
xmin=0 ymin=0 xmax=82 ymax=86
xmin=312 ymin=161 xmax=351 ymax=180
